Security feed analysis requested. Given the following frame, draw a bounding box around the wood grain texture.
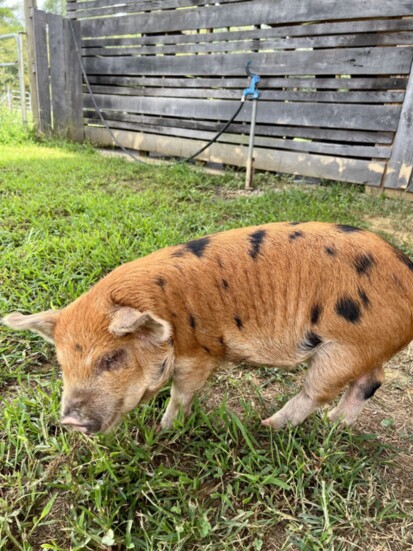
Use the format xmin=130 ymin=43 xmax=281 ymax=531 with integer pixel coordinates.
xmin=48 ymin=13 xmax=67 ymax=135
xmin=85 ymin=75 xmax=408 ymax=91
xmin=81 ymin=33 xmax=413 ymax=57
xmin=64 ymin=19 xmax=84 ymax=141
xmin=83 ymin=47 xmax=413 ymax=77
xmin=81 ymin=19 xmax=413 ymax=47
xmin=84 ymin=116 xmax=392 ymax=158
xmin=68 ymin=0 xmax=241 ymax=18
xmin=83 ymin=109 xmax=394 ymax=144
xmin=23 ymin=0 xmax=40 ymax=132
xmin=383 ymin=59 xmax=413 ymax=189
xmin=87 ymin=85 xmax=405 ymax=104
xmin=80 ymin=0 xmax=413 ymax=36
xmin=33 ymin=9 xmax=51 ymax=134
xmin=85 ymin=126 xmax=385 ymax=185
xmin=83 ymin=94 xmax=400 ymax=131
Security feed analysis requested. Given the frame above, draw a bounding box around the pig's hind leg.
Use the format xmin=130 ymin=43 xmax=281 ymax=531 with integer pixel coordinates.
xmin=262 ymin=344 xmax=374 ymax=429
xmin=328 ymin=366 xmax=384 ymax=425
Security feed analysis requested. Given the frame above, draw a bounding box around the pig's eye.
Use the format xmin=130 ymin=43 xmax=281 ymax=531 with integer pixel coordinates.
xmin=97 ymin=349 xmax=126 ymax=372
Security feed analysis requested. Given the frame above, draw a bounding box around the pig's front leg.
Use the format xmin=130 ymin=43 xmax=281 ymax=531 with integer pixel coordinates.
xmin=160 ymin=357 xmax=218 ymax=430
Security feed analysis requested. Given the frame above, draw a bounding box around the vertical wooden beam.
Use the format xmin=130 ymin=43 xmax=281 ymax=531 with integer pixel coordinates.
xmin=48 ymin=13 xmax=67 ymax=136
xmin=33 ymin=9 xmax=52 ymax=135
xmin=64 ymin=18 xmax=84 ymax=141
xmin=23 ymin=0 xmax=39 ymax=131
xmin=383 ymin=58 xmax=413 ymax=190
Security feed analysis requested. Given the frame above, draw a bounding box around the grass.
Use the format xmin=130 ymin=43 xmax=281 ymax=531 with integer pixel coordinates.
xmin=0 ymin=116 xmax=412 ymax=550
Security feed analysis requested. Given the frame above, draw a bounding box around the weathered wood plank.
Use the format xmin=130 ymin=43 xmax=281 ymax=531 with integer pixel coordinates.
xmin=83 ymin=109 xmax=394 ymax=144
xmin=68 ymin=0 xmax=240 ymax=13
xmin=383 ymin=59 xmax=413 ymax=189
xmin=86 ymin=75 xmax=408 ymax=91
xmin=84 ymin=116 xmax=392 ymax=158
xmin=85 ymin=126 xmax=385 ymax=185
xmin=48 ymin=13 xmax=67 ymax=135
xmin=33 ymin=9 xmax=51 ymax=134
xmin=87 ymin=85 xmax=405 ymax=103
xmin=81 ymin=0 xmax=413 ymax=37
xmin=81 ymin=32 xmax=413 ymax=57
xmin=64 ymin=19 xmax=84 ymax=141
xmin=68 ymin=0 xmax=242 ymax=18
xmin=82 ymin=18 xmax=413 ymax=47
xmin=83 ymin=94 xmax=401 ymax=131
xmin=24 ymin=0 xmax=40 ymax=132
xmin=83 ymin=47 xmax=413 ymax=77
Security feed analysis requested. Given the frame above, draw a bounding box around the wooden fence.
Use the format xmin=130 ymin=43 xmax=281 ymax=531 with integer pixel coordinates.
xmin=27 ymin=0 xmax=413 ymax=191
xmin=24 ymin=0 xmax=83 ymax=140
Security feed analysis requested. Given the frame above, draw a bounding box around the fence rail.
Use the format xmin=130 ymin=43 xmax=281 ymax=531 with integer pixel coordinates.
xmin=0 ymin=89 xmax=31 ymax=111
xmin=28 ymin=0 xmax=413 ymax=191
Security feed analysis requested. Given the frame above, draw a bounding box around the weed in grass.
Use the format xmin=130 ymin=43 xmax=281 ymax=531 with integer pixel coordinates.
xmin=0 ymin=132 xmax=412 ymax=549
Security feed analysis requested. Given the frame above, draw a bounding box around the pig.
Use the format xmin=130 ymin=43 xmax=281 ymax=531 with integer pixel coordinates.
xmin=2 ymin=222 xmax=413 ymax=435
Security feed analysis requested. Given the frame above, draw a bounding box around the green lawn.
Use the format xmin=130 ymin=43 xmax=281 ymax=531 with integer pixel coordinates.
xmin=1 ymin=121 xmax=412 ymax=550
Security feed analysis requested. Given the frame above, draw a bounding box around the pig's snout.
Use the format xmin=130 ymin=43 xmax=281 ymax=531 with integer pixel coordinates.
xmin=61 ymin=412 xmax=102 ymax=434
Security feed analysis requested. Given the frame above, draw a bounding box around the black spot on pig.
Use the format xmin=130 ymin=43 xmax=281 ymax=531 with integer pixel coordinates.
xmin=186 ymin=237 xmax=210 ymax=258
xmin=311 ymin=304 xmax=322 ymax=324
xmin=336 ymin=224 xmax=362 ymax=233
xmin=248 ymin=229 xmax=267 ymax=260
xmin=234 ymin=315 xmax=243 ymax=329
xmin=354 ymin=253 xmax=375 ymax=276
xmin=335 ymin=296 xmax=361 ymax=324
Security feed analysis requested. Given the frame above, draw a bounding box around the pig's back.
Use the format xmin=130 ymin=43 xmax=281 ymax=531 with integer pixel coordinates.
xmin=106 ymin=222 xmax=413 ymax=365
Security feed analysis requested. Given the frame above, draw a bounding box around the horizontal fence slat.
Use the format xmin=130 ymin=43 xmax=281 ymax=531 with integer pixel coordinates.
xmin=86 ymin=85 xmax=405 ymax=103
xmin=80 ymin=0 xmax=413 ymax=37
xmin=83 ymin=94 xmax=401 ymax=131
xmin=69 ymin=0 xmax=242 ymax=18
xmin=83 ymin=47 xmax=413 ymax=77
xmin=85 ymin=126 xmax=385 ymax=185
xmin=81 ymin=32 xmax=413 ymax=57
xmin=83 ymin=110 xmax=394 ymax=144
xmin=85 ymin=75 xmax=408 ymax=91
xmin=82 ymin=19 xmax=413 ymax=47
xmin=69 ymin=0 xmax=241 ymax=12
xmin=85 ymin=116 xmax=392 ymax=158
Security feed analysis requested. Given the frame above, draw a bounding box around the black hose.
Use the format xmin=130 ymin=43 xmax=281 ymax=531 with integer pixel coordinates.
xmin=69 ymin=20 xmax=248 ymax=167
xmin=180 ymin=99 xmax=246 ymax=163
xmin=69 ymin=21 xmax=148 ymax=165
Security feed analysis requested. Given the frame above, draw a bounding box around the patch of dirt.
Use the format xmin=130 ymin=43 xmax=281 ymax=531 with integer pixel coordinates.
xmin=216 ymin=188 xmax=266 ymax=200
xmin=204 ymin=343 xmax=413 ymax=541
xmin=366 ymin=216 xmax=413 ymax=247
xmin=214 ymin=179 xmax=317 ymax=201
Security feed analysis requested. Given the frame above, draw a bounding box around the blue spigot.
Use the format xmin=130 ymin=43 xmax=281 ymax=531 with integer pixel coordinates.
xmin=243 ymin=61 xmax=261 ymax=100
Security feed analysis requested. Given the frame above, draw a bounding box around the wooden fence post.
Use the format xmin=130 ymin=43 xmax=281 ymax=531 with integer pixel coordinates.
xmin=48 ymin=13 xmax=67 ymax=136
xmin=32 ymin=9 xmax=52 ymax=134
xmin=383 ymin=59 xmax=413 ymax=190
xmin=23 ymin=0 xmax=39 ymax=131
xmin=64 ymin=18 xmax=84 ymax=141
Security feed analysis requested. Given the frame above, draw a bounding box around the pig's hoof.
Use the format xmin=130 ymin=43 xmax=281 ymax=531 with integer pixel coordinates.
xmin=327 ymin=408 xmax=356 ymax=426
xmin=261 ymin=414 xmax=286 ymax=430
xmin=327 ymin=407 xmax=342 ymax=422
xmin=159 ymin=416 xmax=174 ymax=431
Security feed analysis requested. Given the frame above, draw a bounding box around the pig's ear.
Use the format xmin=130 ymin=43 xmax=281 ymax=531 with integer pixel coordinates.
xmin=2 ymin=310 xmax=61 ymax=344
xmin=109 ymin=307 xmax=171 ymax=343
